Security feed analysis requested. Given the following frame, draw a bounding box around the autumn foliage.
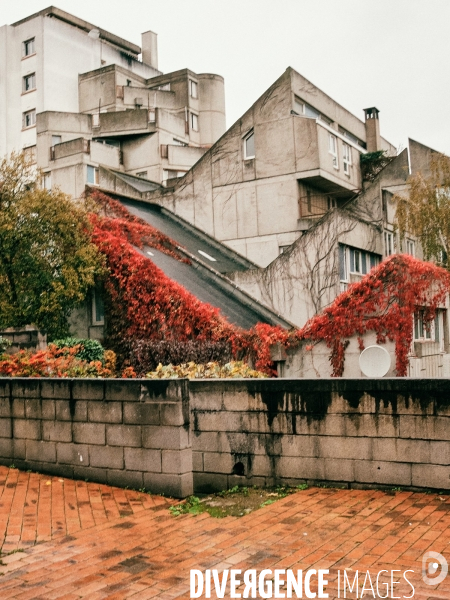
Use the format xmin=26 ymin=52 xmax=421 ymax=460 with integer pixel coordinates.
xmin=298 ymin=254 xmax=450 ymax=376
xmin=87 ymin=192 xmax=450 ymax=378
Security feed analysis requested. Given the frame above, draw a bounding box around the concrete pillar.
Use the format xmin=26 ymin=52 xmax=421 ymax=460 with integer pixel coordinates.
xmin=141 ymin=31 xmax=158 ymax=70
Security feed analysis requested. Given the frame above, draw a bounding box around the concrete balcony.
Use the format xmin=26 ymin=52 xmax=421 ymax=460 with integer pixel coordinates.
xmin=92 ymin=109 xmax=156 ymax=138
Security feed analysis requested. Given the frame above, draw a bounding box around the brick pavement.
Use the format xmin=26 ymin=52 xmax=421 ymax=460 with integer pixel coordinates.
xmin=0 ymin=466 xmax=449 ymax=599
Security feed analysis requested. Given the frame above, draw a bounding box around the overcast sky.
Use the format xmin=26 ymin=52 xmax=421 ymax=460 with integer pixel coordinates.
xmin=3 ymin=0 xmax=450 ymax=154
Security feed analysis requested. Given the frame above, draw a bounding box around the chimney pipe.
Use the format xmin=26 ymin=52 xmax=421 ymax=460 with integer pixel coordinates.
xmin=364 ymin=107 xmax=381 ymax=153
xmin=141 ymin=30 xmax=158 ymax=70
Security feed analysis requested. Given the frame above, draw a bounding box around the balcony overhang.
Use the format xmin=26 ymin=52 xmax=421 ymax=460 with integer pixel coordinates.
xmin=296 ymin=168 xmax=360 ymax=199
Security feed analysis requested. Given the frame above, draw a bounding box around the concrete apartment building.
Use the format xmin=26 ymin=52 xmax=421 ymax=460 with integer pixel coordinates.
xmin=1 ymin=7 xmax=447 ymax=377
xmin=0 ymin=6 xmax=226 ymax=195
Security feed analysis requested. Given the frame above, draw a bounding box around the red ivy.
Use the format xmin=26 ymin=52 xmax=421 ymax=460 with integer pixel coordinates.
xmin=297 ymin=254 xmax=450 ymax=376
xmin=88 ymin=193 xmax=450 ymax=378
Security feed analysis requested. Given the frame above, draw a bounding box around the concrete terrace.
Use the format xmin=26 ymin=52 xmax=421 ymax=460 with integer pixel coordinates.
xmin=0 ymin=466 xmax=449 ymax=599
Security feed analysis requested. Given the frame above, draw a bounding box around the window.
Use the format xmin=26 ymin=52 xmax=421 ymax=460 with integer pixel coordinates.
xmin=22 ymin=109 xmax=36 ymax=129
xmin=384 ymin=231 xmax=394 ymax=256
xmin=244 ymin=130 xmax=255 ymax=159
xmin=414 ymin=309 xmax=446 ymax=351
xmin=327 ymin=196 xmax=337 ymax=210
xmin=87 ymin=165 xmax=99 ymax=185
xmin=343 ymin=143 xmax=352 ymax=175
xmin=136 ymin=171 xmax=147 ymax=178
xmin=148 ymin=109 xmax=156 ymax=123
xmin=279 ymin=245 xmax=291 ymax=255
xmin=172 ymin=138 xmax=187 ymax=146
xmin=43 ymin=172 xmax=51 ymax=190
xmin=339 ymin=243 xmax=381 ymax=283
xmin=23 ymin=38 xmax=35 ymax=57
xmin=329 ymin=134 xmax=338 ymax=169
xmin=189 ymin=80 xmax=198 ymax=98
xmin=163 ymin=169 xmax=186 ymax=183
xmin=52 ymin=135 xmax=62 ymax=146
xmin=406 ymin=239 xmax=415 ymax=256
xmin=23 ymin=73 xmax=36 ymax=93
xmin=293 ymin=97 xmax=332 ymax=124
xmin=190 ymin=112 xmax=199 ymax=131
xmin=92 ymin=289 xmax=104 ymax=325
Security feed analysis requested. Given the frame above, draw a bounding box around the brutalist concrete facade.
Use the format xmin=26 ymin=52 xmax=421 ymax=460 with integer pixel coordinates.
xmin=0 ymin=378 xmax=450 ymax=497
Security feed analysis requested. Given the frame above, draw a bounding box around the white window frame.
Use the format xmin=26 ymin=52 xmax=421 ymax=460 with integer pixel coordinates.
xmin=384 ymin=231 xmax=394 ymax=256
xmin=23 ymin=73 xmax=36 ymax=93
xmin=190 ymin=112 xmax=199 ymax=131
xmin=244 ymin=130 xmax=255 ymax=160
xmin=43 ymin=172 xmax=51 ymax=191
xmin=23 ymin=38 xmax=35 ymax=57
xmin=87 ymin=165 xmax=99 ymax=186
xmin=189 ymin=79 xmax=198 ymax=99
xmin=343 ymin=142 xmax=352 ymax=175
xmin=406 ymin=239 xmax=415 ymax=256
xmin=22 ymin=109 xmax=36 ymax=129
xmin=329 ymin=134 xmax=338 ymax=169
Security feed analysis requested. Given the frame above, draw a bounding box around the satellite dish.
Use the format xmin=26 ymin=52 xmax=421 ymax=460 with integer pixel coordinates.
xmin=359 ymin=345 xmax=391 ymax=378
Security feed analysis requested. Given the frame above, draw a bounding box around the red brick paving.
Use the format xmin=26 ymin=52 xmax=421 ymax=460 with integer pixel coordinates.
xmin=0 ymin=466 xmax=449 ymax=599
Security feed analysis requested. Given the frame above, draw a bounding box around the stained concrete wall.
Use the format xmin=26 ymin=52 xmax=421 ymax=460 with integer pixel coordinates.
xmin=0 ymin=379 xmax=192 ymax=498
xmin=1 ymin=378 xmax=449 ymax=497
xmin=190 ymin=379 xmax=450 ymax=493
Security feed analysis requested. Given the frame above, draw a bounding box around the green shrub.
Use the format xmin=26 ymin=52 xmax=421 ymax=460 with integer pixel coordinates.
xmin=52 ymin=337 xmax=105 ymax=363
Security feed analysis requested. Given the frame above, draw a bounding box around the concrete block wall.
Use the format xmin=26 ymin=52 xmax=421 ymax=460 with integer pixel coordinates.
xmin=189 ymin=379 xmax=450 ymax=493
xmin=0 ymin=326 xmax=47 ymax=354
xmin=0 ymin=378 xmax=192 ymax=498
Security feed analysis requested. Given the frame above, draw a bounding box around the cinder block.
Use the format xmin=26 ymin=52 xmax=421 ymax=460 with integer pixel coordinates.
xmin=0 ymin=398 xmax=11 ymax=417
xmin=318 ymin=436 xmax=372 ymax=460
xmin=26 ymin=440 xmax=56 ymax=463
xmin=11 ymin=380 xmax=40 ymax=398
xmin=56 ymin=443 xmax=89 ymax=466
xmin=13 ymin=419 xmax=40 ymax=440
xmin=189 ymin=387 xmax=223 ymax=411
xmin=412 ymin=464 xmax=450 ymax=490
xmin=250 ymin=454 xmax=272 ymax=477
xmin=41 ymin=400 xmax=55 ymax=420
xmin=195 ymin=411 xmax=242 ymax=433
xmin=104 ymin=380 xmax=141 ymax=402
xmin=430 ymin=441 xmax=450 ymax=465
xmin=144 ymin=472 xmax=193 ymax=498
xmin=89 ymin=445 xmax=123 ymax=469
xmin=397 ymin=395 xmax=434 ymax=415
xmin=88 ymin=401 xmax=122 ymax=423
xmin=0 ymin=438 xmax=14 ymax=458
xmin=124 ymin=447 xmax=161 ymax=472
xmin=0 ymin=381 xmax=10 ymax=398
xmin=41 ymin=381 xmax=71 ymax=399
xmin=55 ymin=400 xmax=87 ymax=422
xmin=11 ymin=439 xmax=26 ymax=459
xmin=106 ymin=425 xmax=141 ymax=447
xmin=193 ymin=472 xmax=227 ymax=494
xmin=73 ymin=423 xmax=105 ymax=445
xmin=107 ymin=470 xmax=144 ymax=489
xmin=196 ymin=450 xmax=225 ymax=477
xmin=0 ymin=418 xmax=12 ymax=438
xmin=227 ymin=475 xmax=266 ymax=489
xmin=328 ymin=392 xmax=375 ymax=414
xmin=354 ymin=460 xmax=411 ymax=486
xmin=160 ymin=403 xmax=186 ymax=427
xmin=162 ymin=449 xmax=192 ymax=474
xmin=295 ymin=415 xmax=345 ymax=437
xmin=345 ymin=414 xmax=399 ymax=438
xmin=72 ymin=380 xmax=104 ymax=400
xmin=142 ymin=426 xmax=189 ymax=450
xmin=42 ymin=421 xmax=72 ymax=443
xmin=222 ymin=391 xmax=254 ymax=412
xmin=192 ymin=451 xmax=203 ymax=472
xmin=11 ymin=399 xmax=25 ymax=418
xmin=123 ymin=403 xmax=160 ymax=425
xmin=73 ymin=466 xmax=107 ymax=484
xmin=25 ymin=399 xmax=42 ymax=419
xmin=192 ymin=431 xmax=220 ymax=452
xmin=277 ymin=457 xmax=326 ymax=480
xmin=324 ymin=458 xmax=355 ymax=482
xmin=372 ymin=438 xmax=430 ymax=463
xmin=140 ymin=380 xmax=188 ymax=404
xmin=281 ymin=435 xmax=318 ymax=458
xmin=38 ymin=463 xmax=74 ymax=480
